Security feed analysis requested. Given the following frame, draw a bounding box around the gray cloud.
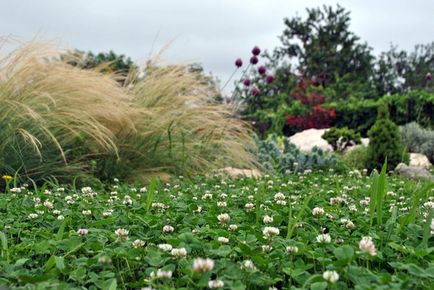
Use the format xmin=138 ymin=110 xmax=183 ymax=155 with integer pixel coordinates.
xmin=1 ymin=0 xmax=433 ymax=93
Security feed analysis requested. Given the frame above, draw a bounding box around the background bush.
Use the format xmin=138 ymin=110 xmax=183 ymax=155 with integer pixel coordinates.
xmin=257 ymin=135 xmax=340 ymax=173
xmin=366 ymin=106 xmax=409 ymax=171
xmin=400 ymin=122 xmax=434 ymax=163
xmin=322 ymin=127 xmax=361 ymax=151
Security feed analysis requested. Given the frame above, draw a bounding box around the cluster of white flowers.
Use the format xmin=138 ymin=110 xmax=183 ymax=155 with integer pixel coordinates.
xmin=286 ymin=246 xmax=299 ymax=254
xmin=217 ymin=237 xmax=229 ymax=244
xmin=65 ymin=195 xmax=75 ymax=204
xmin=114 ymin=228 xmax=129 ymax=241
xmin=123 ymin=195 xmax=133 ymax=205
xmin=77 ymin=228 xmax=89 ymax=236
xmin=162 ymin=225 xmax=174 ymax=233
xmin=28 ymin=213 xmax=38 ymax=219
xmin=202 ymin=193 xmax=213 ymax=200
xmin=431 ymin=219 xmax=434 ymax=236
xmin=423 ymin=201 xmax=434 ymax=210
xmin=241 ymin=260 xmax=256 ymax=271
xmin=244 ymin=203 xmax=255 ymax=211
xmin=359 ymin=236 xmax=377 ymax=256
xmin=316 ymin=233 xmax=332 ymax=244
xmin=132 ymin=239 xmax=145 ymax=248
xmin=151 ymin=202 xmax=170 ymax=210
xmin=208 ymin=279 xmax=224 ymax=289
xmin=340 ymin=218 xmax=355 ymax=229
xmin=348 ymin=204 xmax=357 ymax=212
xmin=43 ymin=200 xmax=54 ymax=210
xmin=323 ymin=270 xmax=339 ymax=283
xmin=359 ymin=198 xmax=370 ymax=206
xmin=262 ymin=227 xmax=280 ymax=240
xmin=263 ymin=215 xmax=273 ymax=224
xmin=262 ymin=245 xmax=273 ymax=252
xmin=82 ymin=210 xmax=92 ymax=216
xmin=217 ymin=213 xmax=230 ymax=223
xmin=192 ymin=257 xmax=214 ymax=272
xmin=274 ymin=193 xmax=286 ymax=205
xmin=217 ymin=201 xmax=227 ymax=208
xmin=330 ymin=197 xmax=345 ymax=205
xmin=157 ymin=244 xmax=173 ymax=252
xmin=312 ymin=207 xmax=325 ymax=216
xmin=150 ymin=269 xmax=172 ymax=279
xmin=228 ymin=224 xmax=238 ymax=232
xmin=103 ymin=209 xmax=114 ymax=217
xmin=171 ymin=247 xmax=187 ymax=258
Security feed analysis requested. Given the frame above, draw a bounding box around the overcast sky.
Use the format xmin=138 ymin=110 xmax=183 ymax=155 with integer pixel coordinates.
xmin=1 ymin=0 xmax=433 ymax=93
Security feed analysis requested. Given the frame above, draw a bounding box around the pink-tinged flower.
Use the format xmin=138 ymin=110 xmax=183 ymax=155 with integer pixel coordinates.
xmin=192 ymin=257 xmax=214 ymax=272
xmin=258 ymin=65 xmax=266 ymax=75
xmin=243 ymin=79 xmax=251 ymax=86
xmin=163 ymin=225 xmax=174 ymax=233
xmin=252 ymin=46 xmax=261 ymax=56
xmin=426 ymin=72 xmax=432 ymax=80
xmin=235 ymin=58 xmax=243 ymax=68
xmin=114 ymin=228 xmax=129 ymax=241
xmin=251 ymin=87 xmax=260 ymax=96
xmin=250 ymin=55 xmax=259 ymax=65
xmin=359 ymin=236 xmax=377 ymax=256
xmin=77 ymin=228 xmax=89 ymax=236
xmin=208 ymin=279 xmax=224 ymax=289
xmin=265 ymin=75 xmax=274 ymax=84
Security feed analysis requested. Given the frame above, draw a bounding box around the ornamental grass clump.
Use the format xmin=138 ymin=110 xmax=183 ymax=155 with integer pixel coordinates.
xmin=0 ymin=41 xmax=258 ymax=183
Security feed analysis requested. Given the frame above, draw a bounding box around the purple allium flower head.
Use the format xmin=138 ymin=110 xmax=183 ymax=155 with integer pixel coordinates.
xmin=251 ymin=87 xmax=260 ymax=96
xmin=252 ymin=46 xmax=261 ymax=56
xmin=265 ymin=75 xmax=274 ymax=84
xmin=235 ymin=58 xmax=243 ymax=68
xmin=243 ymin=79 xmax=251 ymax=86
xmin=258 ymin=65 xmax=266 ymax=75
xmin=250 ymin=56 xmax=259 ymax=65
xmin=426 ymin=72 xmax=432 ymax=80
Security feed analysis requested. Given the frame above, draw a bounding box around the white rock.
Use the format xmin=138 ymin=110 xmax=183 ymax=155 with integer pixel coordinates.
xmin=289 ymin=129 xmax=333 ymax=152
xmin=395 ymin=163 xmax=433 ymax=180
xmin=409 ymin=153 xmax=432 ymax=168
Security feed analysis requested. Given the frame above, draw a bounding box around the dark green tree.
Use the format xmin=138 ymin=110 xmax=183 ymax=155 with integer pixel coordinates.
xmin=374 ymin=42 xmax=434 ymax=95
xmin=61 ymin=50 xmax=138 ymax=85
xmin=366 ymin=103 xmax=409 ymax=171
xmin=275 ymin=5 xmax=375 ymax=99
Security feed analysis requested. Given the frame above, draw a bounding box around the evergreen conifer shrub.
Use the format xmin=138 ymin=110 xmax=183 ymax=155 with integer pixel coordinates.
xmin=367 ymin=104 xmax=409 ymax=171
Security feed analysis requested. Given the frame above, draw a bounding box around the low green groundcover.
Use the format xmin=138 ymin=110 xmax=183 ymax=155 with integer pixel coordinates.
xmin=0 ymin=170 xmax=433 ymax=289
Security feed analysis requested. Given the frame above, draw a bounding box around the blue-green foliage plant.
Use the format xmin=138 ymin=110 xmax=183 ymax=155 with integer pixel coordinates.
xmin=257 ymin=134 xmax=339 ymax=173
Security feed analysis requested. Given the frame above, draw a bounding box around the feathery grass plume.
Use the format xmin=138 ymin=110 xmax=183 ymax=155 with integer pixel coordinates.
xmin=105 ymin=63 xmax=258 ymax=182
xmin=0 ymin=40 xmax=133 ymax=183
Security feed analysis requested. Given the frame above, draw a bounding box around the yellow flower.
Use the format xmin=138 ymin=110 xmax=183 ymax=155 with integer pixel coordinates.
xmin=2 ymin=175 xmax=12 ymax=181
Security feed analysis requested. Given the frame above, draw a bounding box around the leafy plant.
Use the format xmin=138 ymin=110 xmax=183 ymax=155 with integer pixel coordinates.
xmin=366 ymin=105 xmax=409 ymax=171
xmin=322 ymin=127 xmax=361 ymax=151
xmin=400 ymin=122 xmax=434 ymax=163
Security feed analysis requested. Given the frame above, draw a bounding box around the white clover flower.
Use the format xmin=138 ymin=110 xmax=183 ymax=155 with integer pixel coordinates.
xmin=244 ymin=203 xmax=255 ymax=211
xmin=359 ymin=199 xmax=370 ymax=206
xmin=114 ymin=228 xmax=129 ymax=241
xmin=323 ymin=270 xmax=339 ymax=283
xmin=139 ymin=187 xmax=147 ymax=193
xmin=77 ymin=228 xmax=89 ymax=236
xmin=57 ymin=215 xmax=65 ymax=220
xmin=28 ymin=213 xmax=38 ymax=219
xmin=208 ymin=279 xmax=224 ymax=289
xmin=359 ymin=237 xmax=377 ymax=256
xmin=263 ymin=215 xmax=273 ymax=224
xmin=262 ymin=227 xmax=280 ymax=240
xmin=286 ymin=246 xmax=299 ymax=254
xmin=171 ymin=247 xmax=187 ymax=258
xmin=217 ymin=213 xmax=230 ymax=223
xmin=330 ymin=197 xmax=345 ymax=205
xmin=217 ymin=237 xmax=229 ymax=244
xmin=82 ymin=210 xmax=92 ymax=216
xmin=241 ymin=260 xmax=256 ymax=271
xmin=123 ymin=195 xmax=133 ymax=206
xmin=43 ymin=200 xmax=53 ymax=210
xmin=262 ymin=245 xmax=273 ymax=252
xmin=192 ymin=257 xmax=214 ymax=272
xmin=10 ymin=187 xmax=21 ymax=193
xmin=153 ymin=269 xmax=172 ymax=279
xmin=163 ymin=225 xmax=174 ymax=233
xmin=52 ymin=210 xmax=61 ymax=215
xmin=157 ymin=243 xmax=173 ymax=252
xmin=424 ymin=201 xmax=434 ymax=210
xmin=219 ymin=193 xmax=228 ymax=199
xmin=202 ymin=193 xmax=213 ymax=200
xmin=274 ymin=192 xmax=285 ymax=201
xmin=217 ymin=201 xmax=227 ymax=208
xmin=430 ymin=219 xmax=434 ymax=236
xmin=132 ymin=239 xmax=145 ymax=248
xmin=57 ymin=187 xmax=65 ymax=192
xmin=316 ymin=233 xmax=331 ymax=244
xmin=103 ymin=209 xmax=113 ymax=217
xmin=113 ymin=178 xmax=119 ymax=183
xmin=348 ymin=204 xmax=357 ymax=212
xmin=312 ymin=207 xmax=325 ymax=216
xmin=228 ymin=224 xmax=238 ymax=231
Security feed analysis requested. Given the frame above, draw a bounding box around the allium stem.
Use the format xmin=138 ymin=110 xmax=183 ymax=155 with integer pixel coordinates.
xmin=221 ymin=68 xmax=240 ymax=92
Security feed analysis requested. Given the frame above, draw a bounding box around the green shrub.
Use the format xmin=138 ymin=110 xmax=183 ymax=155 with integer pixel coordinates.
xmin=400 ymin=122 xmax=434 ymax=163
xmin=257 ymin=135 xmax=340 ymax=173
xmin=341 ymin=146 xmax=369 ymax=170
xmin=322 ymin=127 xmax=361 ymax=151
xmin=329 ymin=90 xmax=434 ymax=135
xmin=367 ymin=106 xmax=409 ymax=171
